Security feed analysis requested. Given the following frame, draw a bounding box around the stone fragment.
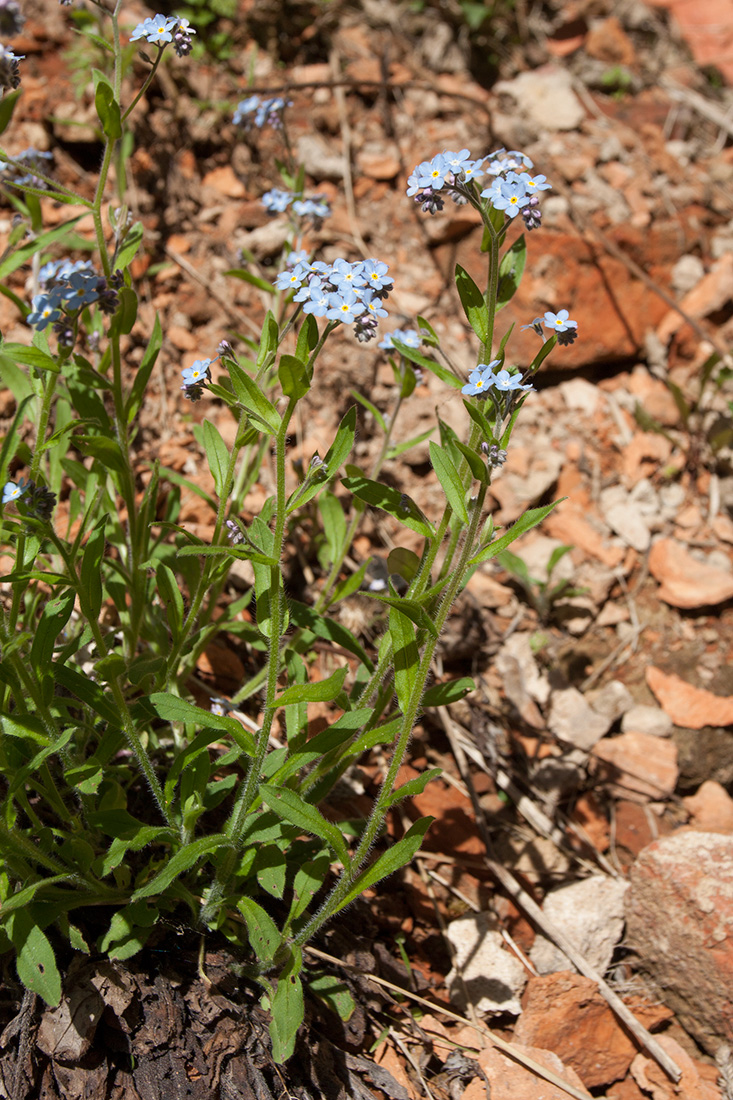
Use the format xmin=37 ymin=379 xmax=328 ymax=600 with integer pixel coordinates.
xmin=683 ymin=780 xmax=733 ymax=833
xmin=201 ymin=165 xmax=246 ymax=198
xmin=601 ymin=486 xmax=651 ymax=552
xmin=648 ymin=538 xmax=733 ymax=608
xmin=296 ymin=134 xmax=347 ymax=181
xmin=589 ymin=680 xmax=634 ymax=724
xmin=591 ymin=731 xmax=678 ymax=802
xmin=626 ymin=831 xmax=733 ymax=1054
xmin=621 ymin=704 xmax=673 ymax=737
xmin=445 ymin=912 xmax=527 ymax=1016
xmin=560 ymin=377 xmax=601 ymax=415
xmin=513 ymin=971 xmax=639 ymax=1087
xmin=585 ymin=16 xmax=637 ymax=66
xmin=495 ymin=632 xmax=550 ymax=729
xmin=493 ymin=66 xmax=585 ymax=133
xmin=530 ymin=875 xmax=628 ymax=977
xmin=631 ymin=1034 xmax=722 ymax=1100
xmin=657 ymin=252 xmax=733 ymax=344
xmin=548 ymin=687 xmax=612 ymax=750
xmin=544 ymin=504 xmax=626 ymax=567
xmin=646 ymin=666 xmax=733 ymax=729
xmin=459 ymin=1040 xmax=588 ymax=1100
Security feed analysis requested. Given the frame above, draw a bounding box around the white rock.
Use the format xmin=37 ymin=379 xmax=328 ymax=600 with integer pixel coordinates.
xmin=560 ymin=377 xmax=601 ymax=416
xmin=604 ymin=500 xmax=651 ymax=552
xmin=446 ymin=912 xmax=527 ymax=1016
xmin=671 ymin=254 xmax=705 ymax=295
xmin=621 ymin=704 xmax=673 ymax=737
xmin=589 ymin=680 xmax=634 ymax=723
xmin=495 ymin=632 xmax=551 ymax=706
xmin=530 ymin=875 xmax=629 ymax=976
xmin=297 ymin=135 xmax=347 ymax=181
xmin=548 ymin=687 xmax=611 ymax=750
xmin=494 ymin=67 xmax=586 ymax=133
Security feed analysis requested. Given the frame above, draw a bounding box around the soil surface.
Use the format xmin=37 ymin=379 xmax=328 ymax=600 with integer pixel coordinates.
xmin=3 ymin=0 xmax=733 ymax=1098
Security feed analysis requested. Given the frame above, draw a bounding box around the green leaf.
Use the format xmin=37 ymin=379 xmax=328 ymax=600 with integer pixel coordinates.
xmin=125 ymin=313 xmax=162 ymax=423
xmin=496 ymin=234 xmax=527 ymax=310
xmin=255 ymin=844 xmax=288 ymax=899
xmin=453 ymin=438 xmax=489 ymax=485
xmin=2 ymin=342 xmax=60 ymax=374
xmin=387 ymin=547 xmax=421 ymax=587
xmin=429 ymin=440 xmax=469 ymax=524
xmin=260 ymin=784 xmax=351 ymax=868
xmin=115 ymin=222 xmax=144 ymax=272
xmin=93 ymin=71 xmax=121 ymax=139
xmin=8 ymin=910 xmax=62 ymax=1006
xmin=278 ymin=354 xmax=310 ymax=400
xmin=29 ymin=588 xmax=75 ymax=676
xmin=275 ymin=665 xmax=348 ymax=707
xmin=256 ymin=310 xmax=280 ymax=372
xmin=237 ymin=896 xmax=282 ymax=963
xmin=422 ymin=676 xmax=475 ymax=707
xmin=225 ymin=267 xmax=277 ymax=293
xmin=202 ymin=419 xmax=230 ymax=498
xmin=389 ymin=604 xmax=419 ymax=714
xmin=269 ymin=951 xmax=304 ymax=1064
xmin=306 ymin=972 xmax=355 ymax=1021
xmin=110 ymin=287 xmax=138 ymax=336
xmin=324 ymin=406 xmax=357 ymax=473
xmin=365 ymin=593 xmax=438 ymax=638
xmin=75 ymin=434 xmax=127 ymax=472
xmin=386 ymin=425 xmax=435 ymax=460
xmin=0 ymin=89 xmax=20 ymax=136
xmin=148 ymin=693 xmax=256 ymax=756
xmin=455 ymin=264 xmax=489 ymax=344
xmin=52 ymin=664 xmax=120 ymax=726
xmin=469 ymin=501 xmax=563 ymax=566
xmin=386 ymin=767 xmax=442 ymax=808
xmin=286 ymin=855 xmax=330 ymax=926
xmin=80 ymin=514 xmax=107 ymax=619
xmin=342 ymin=476 xmax=435 ymax=539
xmin=227 ymin=360 xmax=281 ymax=433
xmin=295 ymin=312 xmax=319 ymax=362
xmin=0 ymin=216 xmax=88 ymax=282
xmin=156 ymin=562 xmax=184 ymax=641
xmin=99 ymin=901 xmax=158 ymax=960
xmin=330 ymin=817 xmax=434 ymax=916
xmin=288 ymin=601 xmax=373 ymax=671
xmin=132 ymin=834 xmax=230 ymax=901
xmin=391 ymin=341 xmax=463 ymax=390
xmin=349 ymin=389 xmax=386 ymax=433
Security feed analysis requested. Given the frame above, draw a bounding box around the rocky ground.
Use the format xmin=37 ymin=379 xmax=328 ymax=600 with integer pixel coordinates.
xmin=2 ymin=0 xmax=733 ymax=1097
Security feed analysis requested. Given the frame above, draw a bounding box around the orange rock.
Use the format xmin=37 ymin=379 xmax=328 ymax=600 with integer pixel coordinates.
xmin=201 ymin=165 xmax=246 ymax=198
xmin=630 ymin=1035 xmax=722 ymax=1100
xmin=457 ymin=1037 xmax=589 ymax=1100
xmin=570 ymin=791 xmax=610 ymax=853
xmin=591 ymin=731 xmax=678 ymax=802
xmin=585 ymin=16 xmax=637 ymax=66
xmin=646 ymin=666 xmax=733 ymax=729
xmin=683 ymin=780 xmax=733 ymax=833
xmin=513 ymin=972 xmax=638 ymax=1087
xmin=657 ymin=253 xmax=733 ymax=344
xmin=648 ymin=538 xmax=733 ymax=608
xmin=613 ymin=800 xmax=672 ymax=862
xmin=544 ymin=504 xmax=625 ymax=568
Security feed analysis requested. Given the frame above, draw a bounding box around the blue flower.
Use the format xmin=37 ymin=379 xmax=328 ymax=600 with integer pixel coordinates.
xmin=130 ymin=14 xmax=178 ymax=45
xmin=181 ymin=358 xmax=213 ymax=387
xmin=462 ymin=360 xmax=500 ymax=397
xmin=233 ymin=95 xmax=260 ymax=126
xmin=292 ymin=197 xmax=331 ymax=220
xmin=417 ymin=154 xmax=450 ymax=191
xmin=519 ymin=171 xmax=551 ymax=193
xmin=274 ymin=263 xmax=309 ymax=291
xmin=60 ymin=271 xmax=100 ymax=309
xmin=302 ymin=282 xmax=330 ymax=317
xmin=379 ymin=328 xmax=421 ymax=350
xmin=492 ymin=369 xmax=533 ymax=392
xmin=27 ymin=291 xmax=62 ymax=330
xmin=362 ymin=258 xmax=393 ymax=292
xmin=286 ymin=249 xmax=310 ymax=268
xmin=172 ymin=17 xmax=196 ymax=56
xmin=330 ymin=259 xmax=366 ymax=290
xmin=326 ymin=289 xmax=365 ymax=324
xmin=262 ymin=188 xmax=293 ymax=213
xmin=482 ymin=174 xmax=529 ymax=217
xmin=521 ymin=317 xmax=545 ymax=336
xmin=362 ymin=290 xmax=388 ymax=320
xmin=2 ymin=477 xmax=27 ymax=503
xmin=543 ymin=309 xmax=577 ymax=333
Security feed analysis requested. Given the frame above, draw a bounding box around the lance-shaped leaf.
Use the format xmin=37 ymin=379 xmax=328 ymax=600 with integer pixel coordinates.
xmin=202 ymin=420 xmax=230 ymax=499
xmin=389 ymin=603 xmax=420 ymax=714
xmin=455 ymin=263 xmax=489 ymax=344
xmin=429 ymin=440 xmax=469 ymax=524
xmin=228 ymin=360 xmax=281 ymax=433
xmin=237 ymin=897 xmax=282 ymax=963
xmin=496 ymin=234 xmax=527 ymax=310
xmin=270 ymin=949 xmax=304 ymax=1064
xmin=342 ymin=475 xmax=435 ymax=539
xmin=260 ymin=784 xmax=351 ymax=868
xmin=329 ymin=817 xmax=434 ymax=916
xmin=131 ymin=834 xmax=230 ymax=900
xmin=274 ymin=664 xmax=348 ymax=707
xmin=469 ymin=500 xmax=563 ymax=566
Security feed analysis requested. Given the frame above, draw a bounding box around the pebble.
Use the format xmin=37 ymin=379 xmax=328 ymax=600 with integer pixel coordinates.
xmin=530 ymin=875 xmax=629 ymax=976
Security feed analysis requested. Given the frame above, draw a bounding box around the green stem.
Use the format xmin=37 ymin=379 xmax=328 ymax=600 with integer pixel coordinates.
xmin=293 ymin=484 xmax=488 ymax=948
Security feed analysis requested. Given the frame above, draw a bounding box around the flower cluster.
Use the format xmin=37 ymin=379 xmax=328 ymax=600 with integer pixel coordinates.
xmin=180 ymin=356 xmax=216 ymax=401
xmin=28 ymin=260 xmax=122 ymax=343
xmin=0 ymin=41 xmax=22 ymax=93
xmin=462 ymin=360 xmax=533 ymax=398
xmin=2 ymin=477 xmax=56 ymax=520
xmin=378 ymin=328 xmax=422 ymax=351
xmin=0 ymin=147 xmax=53 ymax=189
xmin=130 ymin=14 xmax=195 ymax=57
xmin=261 ymin=188 xmax=331 ymax=223
xmin=0 ymin=0 xmax=24 ymax=38
xmin=407 ymin=147 xmax=551 ymax=230
xmin=523 ymin=309 xmax=579 ymax=346
xmin=274 ymin=255 xmax=394 ymax=342
xmin=234 ymin=95 xmax=291 ymax=131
